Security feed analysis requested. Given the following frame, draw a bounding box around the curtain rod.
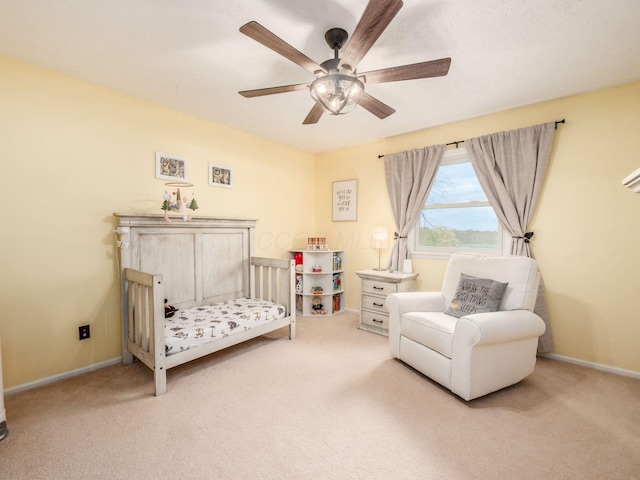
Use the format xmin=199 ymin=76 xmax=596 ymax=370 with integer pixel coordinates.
xmin=377 ymin=119 xmax=566 ymax=158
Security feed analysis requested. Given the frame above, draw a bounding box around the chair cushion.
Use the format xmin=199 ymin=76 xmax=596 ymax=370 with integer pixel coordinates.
xmin=443 ymin=273 xmax=508 ymax=318
xmin=400 ymin=312 xmax=457 ymax=358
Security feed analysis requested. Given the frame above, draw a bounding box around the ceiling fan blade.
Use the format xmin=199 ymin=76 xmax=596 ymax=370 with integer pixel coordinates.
xmin=239 ymin=83 xmax=309 ymax=98
xmin=303 ymin=103 xmax=324 ymax=125
xmin=359 ymin=93 xmax=395 ymax=119
xmin=240 ymin=21 xmax=326 ymax=75
xmin=361 ymin=58 xmax=451 ymax=84
xmin=339 ymin=0 xmax=403 ymax=72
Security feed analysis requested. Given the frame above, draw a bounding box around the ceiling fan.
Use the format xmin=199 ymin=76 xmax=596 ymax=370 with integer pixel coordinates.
xmin=238 ymin=0 xmax=451 ymax=125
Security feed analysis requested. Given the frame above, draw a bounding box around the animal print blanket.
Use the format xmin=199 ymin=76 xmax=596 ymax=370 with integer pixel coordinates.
xmin=165 ymin=297 xmax=286 ymax=356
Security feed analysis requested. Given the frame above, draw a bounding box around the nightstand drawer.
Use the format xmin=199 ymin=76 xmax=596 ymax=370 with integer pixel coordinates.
xmin=362 ymin=279 xmax=398 ymax=296
xmin=362 ymin=294 xmax=388 ymax=313
xmin=361 ymin=310 xmax=389 ymax=330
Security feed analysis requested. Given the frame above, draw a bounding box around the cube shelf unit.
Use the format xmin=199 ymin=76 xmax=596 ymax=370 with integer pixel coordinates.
xmin=289 ymin=250 xmax=345 ymax=316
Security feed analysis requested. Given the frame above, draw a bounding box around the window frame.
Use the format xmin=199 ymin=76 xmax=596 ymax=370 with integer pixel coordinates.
xmin=410 ymin=147 xmax=506 ymax=260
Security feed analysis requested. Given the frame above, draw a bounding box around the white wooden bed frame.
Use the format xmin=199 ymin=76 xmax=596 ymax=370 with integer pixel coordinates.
xmin=114 ymin=213 xmax=295 ymax=396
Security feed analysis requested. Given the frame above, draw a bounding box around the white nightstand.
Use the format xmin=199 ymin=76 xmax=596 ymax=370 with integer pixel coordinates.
xmin=355 ymin=269 xmax=419 ymax=336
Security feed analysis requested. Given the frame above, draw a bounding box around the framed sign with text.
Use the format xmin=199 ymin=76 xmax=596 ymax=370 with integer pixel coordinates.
xmin=332 ymin=179 xmax=357 ymax=221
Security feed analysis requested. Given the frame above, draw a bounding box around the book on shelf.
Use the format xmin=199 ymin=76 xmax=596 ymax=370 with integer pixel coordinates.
xmin=333 ymin=294 xmax=342 ymax=312
xmin=332 ymin=253 xmax=343 ymax=271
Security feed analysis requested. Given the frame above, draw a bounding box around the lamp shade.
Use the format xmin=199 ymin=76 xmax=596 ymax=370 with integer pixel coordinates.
xmin=310 ymin=73 xmax=364 ymax=115
xmin=371 ymin=226 xmax=389 ymax=249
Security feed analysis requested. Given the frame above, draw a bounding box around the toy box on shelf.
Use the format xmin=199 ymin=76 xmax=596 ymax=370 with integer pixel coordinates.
xmin=289 ymin=248 xmax=345 ymax=316
xmin=307 ymin=236 xmax=328 ymax=250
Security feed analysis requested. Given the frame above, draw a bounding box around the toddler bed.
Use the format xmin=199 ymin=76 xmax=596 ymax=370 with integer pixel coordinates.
xmin=114 ymin=213 xmax=295 ymax=396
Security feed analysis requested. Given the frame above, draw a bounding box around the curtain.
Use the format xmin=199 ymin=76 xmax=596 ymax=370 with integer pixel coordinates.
xmin=384 ymin=145 xmax=446 ymax=271
xmin=466 ymin=122 xmax=556 ymax=352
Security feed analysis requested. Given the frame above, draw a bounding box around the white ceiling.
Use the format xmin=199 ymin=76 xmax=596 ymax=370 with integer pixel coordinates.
xmin=1 ymin=0 xmax=639 ymax=154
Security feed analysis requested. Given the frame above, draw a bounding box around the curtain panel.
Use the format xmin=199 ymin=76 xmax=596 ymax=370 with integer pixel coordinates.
xmin=384 ymin=145 xmax=446 ymax=271
xmin=466 ymin=122 xmax=556 ymax=352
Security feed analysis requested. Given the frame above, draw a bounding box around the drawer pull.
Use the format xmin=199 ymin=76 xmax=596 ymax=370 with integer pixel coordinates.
xmin=372 ymin=286 xmax=384 ymax=290
xmin=372 ymin=318 xmax=383 ymax=324
xmin=373 ymin=302 xmax=384 ymax=307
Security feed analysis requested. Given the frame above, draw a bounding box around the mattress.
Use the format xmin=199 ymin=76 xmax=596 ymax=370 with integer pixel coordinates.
xmin=165 ymin=297 xmax=287 ymax=356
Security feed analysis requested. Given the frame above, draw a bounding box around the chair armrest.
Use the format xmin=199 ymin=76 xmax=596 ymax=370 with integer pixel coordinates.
xmin=387 ymin=292 xmax=445 ymax=316
xmin=451 ymin=310 xmax=546 ymax=400
xmin=454 ymin=310 xmax=546 ymax=348
xmin=387 ymin=292 xmax=445 ymax=357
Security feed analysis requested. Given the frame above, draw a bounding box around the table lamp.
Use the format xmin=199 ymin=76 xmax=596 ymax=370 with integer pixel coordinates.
xmin=371 ymin=226 xmax=389 ymax=271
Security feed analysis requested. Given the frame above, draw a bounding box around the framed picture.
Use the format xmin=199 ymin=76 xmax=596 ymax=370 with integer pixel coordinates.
xmin=156 ymin=152 xmax=188 ymax=181
xmin=332 ymin=179 xmax=357 ymax=221
xmin=208 ymin=163 xmax=233 ymax=188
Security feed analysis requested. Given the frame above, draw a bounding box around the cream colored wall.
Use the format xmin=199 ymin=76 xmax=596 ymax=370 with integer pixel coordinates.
xmin=2 ymin=52 xmax=638 ymax=389
xmin=0 ymin=56 xmax=316 ymax=388
xmin=316 ymin=81 xmax=640 ymax=374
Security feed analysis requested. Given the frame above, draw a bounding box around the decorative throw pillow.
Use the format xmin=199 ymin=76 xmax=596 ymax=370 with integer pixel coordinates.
xmin=444 ymin=273 xmax=508 ymax=318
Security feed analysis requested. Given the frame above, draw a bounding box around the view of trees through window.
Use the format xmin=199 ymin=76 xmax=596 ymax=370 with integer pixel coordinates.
xmin=418 ymin=154 xmax=499 ymax=251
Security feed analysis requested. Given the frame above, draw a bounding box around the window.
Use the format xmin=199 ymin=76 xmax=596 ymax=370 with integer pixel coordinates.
xmin=411 ymin=147 xmax=503 ymax=258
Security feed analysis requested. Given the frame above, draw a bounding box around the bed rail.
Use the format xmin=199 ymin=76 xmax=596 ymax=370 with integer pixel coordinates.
xmin=124 ymin=268 xmax=167 ymax=394
xmin=251 ymin=257 xmax=296 ymax=339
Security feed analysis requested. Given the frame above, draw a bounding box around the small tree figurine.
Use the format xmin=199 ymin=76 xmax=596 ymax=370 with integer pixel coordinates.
xmin=188 ymin=198 xmax=199 ymax=211
xmin=161 ymin=191 xmax=173 ymax=223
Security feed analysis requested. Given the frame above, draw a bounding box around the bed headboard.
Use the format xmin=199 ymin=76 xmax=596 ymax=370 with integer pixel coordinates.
xmin=114 ymin=213 xmax=258 ymax=309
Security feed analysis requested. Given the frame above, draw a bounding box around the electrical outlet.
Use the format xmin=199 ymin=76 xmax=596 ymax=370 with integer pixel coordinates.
xmin=79 ymin=325 xmax=90 ymax=340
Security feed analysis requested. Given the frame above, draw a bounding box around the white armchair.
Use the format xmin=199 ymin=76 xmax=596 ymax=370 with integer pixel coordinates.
xmin=388 ymin=253 xmax=546 ymax=401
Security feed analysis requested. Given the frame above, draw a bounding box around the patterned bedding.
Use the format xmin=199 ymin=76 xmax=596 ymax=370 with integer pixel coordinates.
xmin=165 ymin=297 xmax=287 ymax=356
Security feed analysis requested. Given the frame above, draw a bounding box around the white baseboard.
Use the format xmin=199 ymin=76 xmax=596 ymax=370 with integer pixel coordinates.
xmin=541 ymin=353 xmax=640 ymax=380
xmin=4 ymin=352 xmax=638 ymax=396
xmin=4 ymin=357 xmax=122 ymax=396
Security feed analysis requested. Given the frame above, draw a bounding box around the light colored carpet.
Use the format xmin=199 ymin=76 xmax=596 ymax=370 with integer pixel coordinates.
xmin=1 ymin=312 xmax=639 ymax=479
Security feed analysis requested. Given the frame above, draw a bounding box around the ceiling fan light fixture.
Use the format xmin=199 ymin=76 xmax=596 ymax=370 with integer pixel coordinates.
xmin=310 ymin=73 xmax=364 ymax=115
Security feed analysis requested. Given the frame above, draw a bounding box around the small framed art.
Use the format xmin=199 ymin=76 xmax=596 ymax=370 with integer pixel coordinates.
xmin=332 ymin=179 xmax=357 ymax=221
xmin=156 ymin=152 xmax=188 ymax=181
xmin=208 ymin=163 xmax=233 ymax=188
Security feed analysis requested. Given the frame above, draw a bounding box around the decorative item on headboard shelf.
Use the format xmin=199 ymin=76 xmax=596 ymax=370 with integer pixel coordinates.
xmin=161 ymin=182 xmax=198 ymax=223
xmin=307 ymin=236 xmax=328 ymax=250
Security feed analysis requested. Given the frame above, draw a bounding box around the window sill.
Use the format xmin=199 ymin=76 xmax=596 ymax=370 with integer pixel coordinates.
xmin=410 ymin=248 xmax=503 ymax=260
xmin=410 ymin=250 xmax=455 ymax=260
